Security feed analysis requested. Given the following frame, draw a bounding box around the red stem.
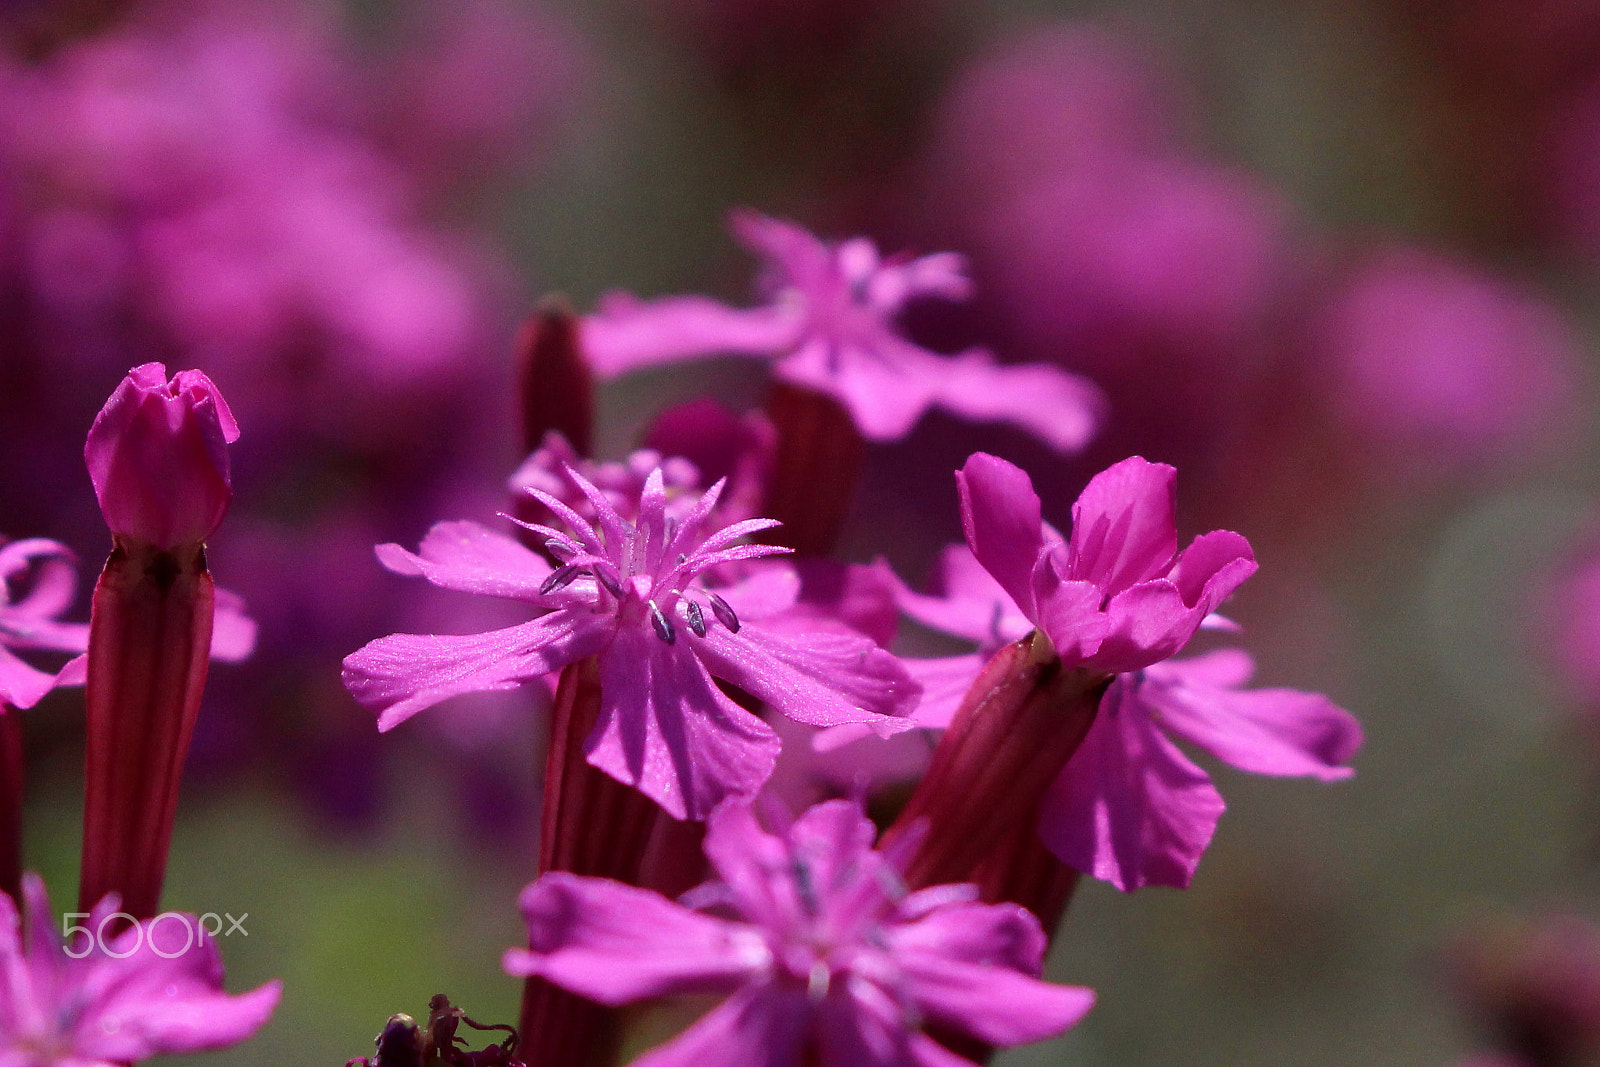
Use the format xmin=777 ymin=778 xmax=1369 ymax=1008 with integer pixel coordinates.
xmin=0 ymin=710 xmax=22 ymax=906
xmin=78 ymin=542 xmax=213 ymax=920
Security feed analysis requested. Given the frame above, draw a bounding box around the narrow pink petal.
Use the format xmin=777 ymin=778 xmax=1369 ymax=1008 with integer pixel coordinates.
xmin=888 ymin=901 xmax=1045 ymax=972
xmin=0 ymin=648 xmax=58 ymax=710
xmin=900 ymin=655 xmax=986 ymax=731
xmin=1170 ymin=530 xmax=1257 ymax=606
xmin=692 ymin=625 xmax=919 ymax=732
xmin=1146 ymin=661 xmax=1362 ymax=781
xmin=930 ymin=351 xmax=1105 ymax=454
xmin=776 ymin=336 xmax=943 ymax=443
xmin=375 ymin=520 xmax=553 ymax=600
xmin=1039 ymin=683 xmax=1226 ymax=891
xmin=583 ymin=293 xmax=799 ymax=376
xmin=631 ymin=986 xmax=812 ymax=1067
xmin=589 ymin=630 xmax=780 ymax=820
xmin=704 ymin=563 xmax=802 ymax=622
xmin=1067 ymin=457 xmax=1178 ymax=596
xmin=0 ymin=539 xmax=79 ymax=619
xmin=956 ymin=453 xmax=1045 ymax=624
xmin=891 ymin=549 xmax=1028 ymax=648
xmin=1157 ymin=648 xmax=1255 ymax=688
xmin=898 ymin=955 xmax=1094 ymax=1046
xmin=504 ymin=872 xmax=761 ymax=1002
xmin=343 ymin=613 xmax=612 ymax=731
xmin=729 ymin=209 xmax=835 ymax=289
xmin=700 ymin=800 xmax=795 ymax=934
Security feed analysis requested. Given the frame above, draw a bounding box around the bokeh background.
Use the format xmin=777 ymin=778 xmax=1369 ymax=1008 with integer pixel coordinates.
xmin=6 ymin=0 xmax=1600 ymax=1063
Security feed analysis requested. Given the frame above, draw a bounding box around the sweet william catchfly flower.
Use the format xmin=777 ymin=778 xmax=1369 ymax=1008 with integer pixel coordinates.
xmin=583 ymin=210 xmax=1104 ymax=451
xmin=343 ymin=464 xmax=918 ymax=819
xmin=888 ymin=452 xmax=1359 ymax=896
xmin=504 ymin=798 xmax=1094 ymax=1067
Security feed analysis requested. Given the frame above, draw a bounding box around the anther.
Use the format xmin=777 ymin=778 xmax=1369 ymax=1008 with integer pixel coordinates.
xmin=707 ymin=592 xmax=740 ymax=633
xmin=545 ymin=538 xmax=577 ymax=560
xmin=685 ymin=601 xmax=707 ymax=638
xmin=649 ymin=601 xmax=676 ymax=645
xmin=593 ymin=566 xmax=625 ymax=599
xmin=539 ymin=565 xmax=579 ymax=595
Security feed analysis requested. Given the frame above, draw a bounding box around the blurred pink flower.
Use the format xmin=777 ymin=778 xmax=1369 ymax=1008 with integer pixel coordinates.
xmin=0 ymin=873 xmax=280 ymax=1065
xmin=505 ymin=798 xmax=1094 ymax=1066
xmin=0 ymin=539 xmax=89 ymax=710
xmin=584 ymin=210 xmax=1103 ymax=451
xmin=1313 ymin=246 xmax=1581 ymax=474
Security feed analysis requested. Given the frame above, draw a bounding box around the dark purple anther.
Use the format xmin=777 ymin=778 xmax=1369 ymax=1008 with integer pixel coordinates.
xmin=649 ymin=602 xmax=675 ymax=645
xmin=545 ymin=538 xmax=577 ymax=561
xmin=540 ymin=565 xmax=579 ymax=595
xmin=685 ymin=601 xmax=707 ymax=638
xmin=707 ymin=592 xmax=739 ymax=633
xmin=592 ymin=566 xmax=624 ymax=599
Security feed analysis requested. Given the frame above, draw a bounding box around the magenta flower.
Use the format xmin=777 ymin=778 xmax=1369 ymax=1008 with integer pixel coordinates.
xmin=0 ymin=540 xmax=89 ymax=711
xmin=344 ymin=468 xmax=917 ymax=819
xmin=1041 ymin=650 xmax=1361 ymax=890
xmin=0 ymin=874 xmax=280 ymax=1065
xmin=83 ymin=363 xmax=239 ymax=550
xmin=958 ymin=451 xmax=1256 ymax=674
xmin=582 ymin=210 xmax=1104 ymax=451
xmin=504 ymin=798 xmax=1095 ymax=1066
xmin=904 ymin=452 xmax=1359 ymax=890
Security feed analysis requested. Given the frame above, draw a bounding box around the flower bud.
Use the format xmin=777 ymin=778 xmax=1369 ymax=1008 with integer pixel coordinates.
xmin=84 ymin=363 xmax=239 ymax=549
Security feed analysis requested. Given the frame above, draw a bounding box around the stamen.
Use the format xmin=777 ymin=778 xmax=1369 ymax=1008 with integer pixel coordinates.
xmin=539 ymin=565 xmax=579 ymax=595
xmin=663 ymin=516 xmax=679 ymax=546
xmin=592 ymin=566 xmax=625 ymax=599
xmin=685 ymin=601 xmax=707 ymax=638
xmin=649 ymin=601 xmax=676 ymax=645
xmin=707 ymin=592 xmax=740 ymax=633
xmin=544 ymin=538 xmax=577 ymax=561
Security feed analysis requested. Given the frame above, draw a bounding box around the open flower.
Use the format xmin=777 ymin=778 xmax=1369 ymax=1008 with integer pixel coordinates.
xmin=0 ymin=873 xmax=280 ymax=1065
xmin=344 ymin=466 xmax=917 ymax=819
xmin=504 ymin=798 xmax=1095 ymax=1066
xmin=0 ymin=539 xmax=90 ymax=710
xmin=582 ymin=210 xmax=1104 ymax=451
xmin=896 ymin=452 xmax=1360 ymax=890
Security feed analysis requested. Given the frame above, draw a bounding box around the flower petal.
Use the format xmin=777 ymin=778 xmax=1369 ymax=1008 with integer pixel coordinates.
xmin=589 ymin=629 xmax=780 ymax=820
xmin=1145 ymin=658 xmax=1361 ymax=780
xmin=583 ymin=293 xmax=799 ymax=377
xmin=776 ymin=336 xmax=944 ymax=443
xmin=930 ymin=351 xmax=1105 ymax=454
xmin=955 ymin=453 xmax=1045 ymax=625
xmin=375 ymin=520 xmax=554 ymax=600
xmin=1066 ymin=457 xmax=1178 ymax=596
xmin=504 ymin=872 xmax=761 ymax=1002
xmin=891 ymin=547 xmax=1030 ymax=648
xmin=631 ymin=986 xmax=812 ymax=1067
xmin=1039 ymin=681 xmax=1226 ymax=890
xmin=0 ymin=647 xmax=59 ymax=710
xmin=343 ymin=613 xmax=612 ymax=731
xmin=692 ymin=624 xmax=919 ymax=733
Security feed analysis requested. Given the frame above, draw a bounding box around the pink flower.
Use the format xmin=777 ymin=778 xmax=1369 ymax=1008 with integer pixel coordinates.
xmin=0 ymin=539 xmax=89 ymax=711
xmin=83 ymin=363 xmax=240 ymax=550
xmin=1041 ymin=650 xmax=1361 ymax=890
xmin=582 ymin=210 xmax=1104 ymax=451
xmin=344 ymin=467 xmax=917 ymax=819
xmin=905 ymin=453 xmax=1359 ymax=890
xmin=504 ymin=798 xmax=1094 ymax=1066
xmin=958 ymin=452 xmax=1255 ymax=674
xmin=0 ymin=873 xmax=280 ymax=1065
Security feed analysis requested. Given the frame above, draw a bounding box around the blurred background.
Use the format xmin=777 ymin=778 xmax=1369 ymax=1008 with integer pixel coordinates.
xmin=5 ymin=0 xmax=1600 ymax=1063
